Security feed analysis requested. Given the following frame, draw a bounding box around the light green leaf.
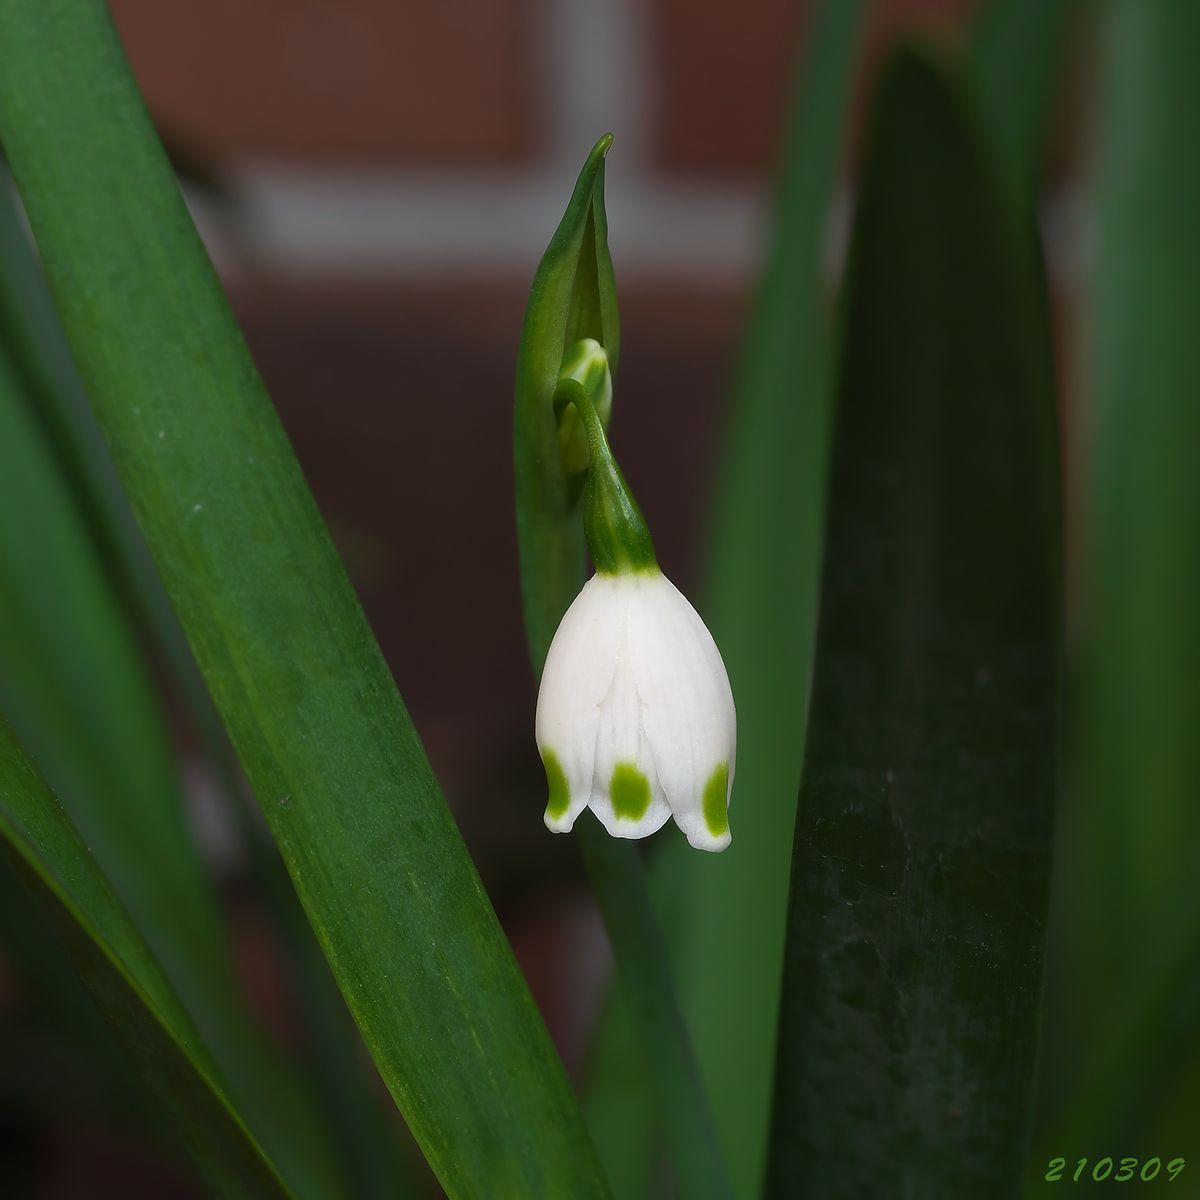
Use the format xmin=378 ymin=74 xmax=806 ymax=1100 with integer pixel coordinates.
xmin=767 ymin=46 xmax=1060 ymax=1196
xmin=0 ymin=2 xmax=606 ymax=1195
xmin=0 ymin=165 xmax=165 ymax=636
xmin=0 ymin=328 xmax=225 ymax=1021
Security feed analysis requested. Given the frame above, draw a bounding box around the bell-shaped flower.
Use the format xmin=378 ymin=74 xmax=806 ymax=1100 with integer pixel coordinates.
xmin=533 ymin=338 xmax=736 ymax=851
xmin=536 ymin=568 xmax=736 ymax=851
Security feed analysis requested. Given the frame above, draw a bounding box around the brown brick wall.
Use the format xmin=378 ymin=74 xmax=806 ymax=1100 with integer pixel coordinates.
xmin=652 ymin=0 xmax=979 ymax=178
xmin=108 ymin=0 xmax=536 ymax=164
xmin=107 ymin=1 xmax=986 ymax=174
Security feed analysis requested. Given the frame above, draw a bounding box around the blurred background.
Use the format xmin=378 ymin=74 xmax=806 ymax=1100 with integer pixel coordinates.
xmin=4 ymin=0 xmax=1178 ymax=1196
xmin=107 ymin=0 xmax=1080 ymax=936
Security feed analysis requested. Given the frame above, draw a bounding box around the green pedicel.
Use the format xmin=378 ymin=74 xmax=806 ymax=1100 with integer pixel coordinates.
xmin=703 ymin=762 xmax=730 ymax=837
xmin=610 ymin=761 xmax=651 ymax=821
xmin=542 ymin=749 xmax=571 ymax=820
xmin=556 ymin=339 xmax=658 ymax=577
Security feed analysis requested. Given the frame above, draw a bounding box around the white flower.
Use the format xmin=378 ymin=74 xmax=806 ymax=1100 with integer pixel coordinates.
xmin=536 ymin=569 xmax=736 ymax=852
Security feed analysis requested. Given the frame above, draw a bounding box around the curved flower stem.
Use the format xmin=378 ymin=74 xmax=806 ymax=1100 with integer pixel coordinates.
xmin=520 ymin=348 xmax=733 ymax=1200
xmin=555 ymin=342 xmax=657 ymax=575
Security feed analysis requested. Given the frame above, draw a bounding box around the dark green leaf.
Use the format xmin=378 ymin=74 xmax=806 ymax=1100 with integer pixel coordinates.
xmin=1042 ymin=0 xmax=1200 ymax=1154
xmin=967 ymin=0 xmax=1079 ymax=213
xmin=581 ymin=986 xmax=663 ymax=1198
xmin=766 ymin=46 xmax=1060 ymax=1197
xmin=0 ymin=3 xmax=605 ymax=1195
xmin=0 ymin=314 xmax=342 ymax=1200
xmin=0 ymin=861 xmax=151 ymax=1125
xmin=0 ymin=714 xmax=292 ymax=1199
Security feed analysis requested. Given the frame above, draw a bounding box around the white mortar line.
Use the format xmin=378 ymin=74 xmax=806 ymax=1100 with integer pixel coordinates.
xmin=187 ymin=0 xmax=1082 ymax=290
xmin=208 ymin=167 xmax=764 ymax=280
xmin=192 ymin=0 xmax=770 ymax=282
xmin=543 ymin=0 xmax=655 ymax=172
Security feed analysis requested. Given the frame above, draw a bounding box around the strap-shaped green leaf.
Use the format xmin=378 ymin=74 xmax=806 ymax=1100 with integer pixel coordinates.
xmin=967 ymin=0 xmax=1078 ymax=214
xmin=0 ymin=714 xmax=292 ymax=1199
xmin=0 ymin=335 xmax=346 ymax=1197
xmin=1 ymin=165 xmax=411 ymax=1200
xmin=1046 ymin=0 xmax=1200 ymax=1155
xmin=767 ymin=46 xmax=1060 ymax=1196
xmin=0 ymin=3 xmax=606 ymax=1195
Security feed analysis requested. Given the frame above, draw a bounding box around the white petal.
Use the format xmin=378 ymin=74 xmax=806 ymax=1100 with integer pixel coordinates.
xmin=536 ymin=575 xmax=625 ymax=831
xmin=536 ymin=569 xmax=735 ymax=852
xmin=586 ymin=574 xmax=673 ymax=839
xmin=628 ymin=573 xmax=736 ymax=851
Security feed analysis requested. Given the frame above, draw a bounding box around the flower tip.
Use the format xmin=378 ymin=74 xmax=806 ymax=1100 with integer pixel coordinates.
xmin=687 ymin=828 xmax=732 ymax=854
xmin=543 ymin=808 xmax=575 ymax=834
xmin=540 ymin=748 xmax=576 ymax=833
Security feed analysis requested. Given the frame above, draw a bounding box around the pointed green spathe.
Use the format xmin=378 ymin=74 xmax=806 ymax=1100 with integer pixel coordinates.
xmin=514 ymin=135 xmax=620 ymax=664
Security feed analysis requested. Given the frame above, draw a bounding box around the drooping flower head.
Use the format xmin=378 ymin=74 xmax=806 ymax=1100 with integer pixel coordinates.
xmin=535 ymin=340 xmax=736 ymax=851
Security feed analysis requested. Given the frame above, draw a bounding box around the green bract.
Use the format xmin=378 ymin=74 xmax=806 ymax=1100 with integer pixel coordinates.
xmin=514 ymin=134 xmax=620 ymax=659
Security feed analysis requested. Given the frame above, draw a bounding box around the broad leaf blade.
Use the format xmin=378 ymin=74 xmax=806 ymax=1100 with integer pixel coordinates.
xmin=0 ymin=715 xmax=292 ymax=1200
xmin=767 ymin=47 xmax=1060 ymax=1197
xmin=0 ymin=3 xmax=606 ymax=1195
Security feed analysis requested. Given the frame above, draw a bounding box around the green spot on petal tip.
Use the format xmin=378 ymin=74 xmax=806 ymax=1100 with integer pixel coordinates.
xmin=610 ymin=761 xmax=651 ymax=821
xmin=702 ymin=762 xmax=730 ymax=838
xmin=542 ymin=749 xmax=570 ymax=820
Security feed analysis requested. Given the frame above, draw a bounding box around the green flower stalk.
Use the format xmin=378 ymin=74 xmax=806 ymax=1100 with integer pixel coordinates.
xmin=513 ymin=138 xmax=736 ymax=852
xmin=537 ymin=337 xmax=737 ymax=851
xmin=554 ymin=337 xmax=655 ymax=575
xmin=514 ymin=133 xmax=736 ymax=1198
